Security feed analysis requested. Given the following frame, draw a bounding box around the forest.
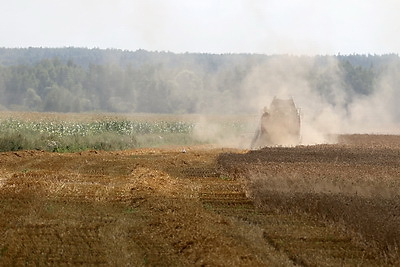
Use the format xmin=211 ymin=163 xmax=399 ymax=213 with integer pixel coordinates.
xmin=0 ymin=47 xmax=398 ymax=114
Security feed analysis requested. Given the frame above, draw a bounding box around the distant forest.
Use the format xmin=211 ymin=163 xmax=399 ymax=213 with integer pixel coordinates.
xmin=0 ymin=47 xmax=398 ymax=114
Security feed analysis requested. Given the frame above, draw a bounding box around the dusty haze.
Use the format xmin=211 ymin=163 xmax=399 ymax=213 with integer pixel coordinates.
xmin=194 ymin=56 xmax=400 ymax=148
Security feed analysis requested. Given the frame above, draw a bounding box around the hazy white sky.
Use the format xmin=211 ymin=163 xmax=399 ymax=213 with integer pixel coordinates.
xmin=0 ymin=0 xmax=399 ymax=55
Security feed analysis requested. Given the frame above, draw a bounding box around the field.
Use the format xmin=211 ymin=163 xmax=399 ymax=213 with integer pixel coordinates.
xmin=0 ymin=112 xmax=400 ymax=265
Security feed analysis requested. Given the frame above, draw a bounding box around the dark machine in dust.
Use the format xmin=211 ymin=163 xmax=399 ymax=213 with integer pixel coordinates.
xmin=251 ymin=97 xmax=301 ymax=148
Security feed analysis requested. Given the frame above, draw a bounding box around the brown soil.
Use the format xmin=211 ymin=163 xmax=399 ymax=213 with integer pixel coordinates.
xmin=1 ymin=136 xmax=399 ymax=265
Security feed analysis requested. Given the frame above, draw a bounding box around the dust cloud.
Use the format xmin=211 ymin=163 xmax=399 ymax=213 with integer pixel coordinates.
xmin=346 ymin=61 xmax=400 ymax=134
xmin=193 ymin=55 xmax=400 ymax=148
xmin=240 ymin=56 xmax=344 ymax=146
xmin=192 ymin=116 xmax=254 ymax=149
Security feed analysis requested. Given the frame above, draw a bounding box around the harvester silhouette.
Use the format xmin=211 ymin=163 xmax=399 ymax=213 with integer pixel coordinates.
xmin=251 ymin=97 xmax=301 ymax=148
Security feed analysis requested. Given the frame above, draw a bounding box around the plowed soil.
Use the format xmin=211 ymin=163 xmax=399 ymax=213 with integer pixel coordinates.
xmin=1 ymin=135 xmax=400 ymax=266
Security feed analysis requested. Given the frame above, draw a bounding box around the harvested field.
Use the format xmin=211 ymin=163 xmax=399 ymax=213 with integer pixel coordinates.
xmin=0 ymin=135 xmax=399 ymax=265
xmin=219 ymin=134 xmax=400 ymax=265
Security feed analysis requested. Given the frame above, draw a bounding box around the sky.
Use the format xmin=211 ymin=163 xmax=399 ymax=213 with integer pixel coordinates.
xmin=0 ymin=0 xmax=399 ymax=55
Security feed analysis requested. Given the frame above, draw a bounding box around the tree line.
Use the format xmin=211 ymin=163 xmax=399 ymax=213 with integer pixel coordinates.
xmin=0 ymin=47 xmax=397 ymax=114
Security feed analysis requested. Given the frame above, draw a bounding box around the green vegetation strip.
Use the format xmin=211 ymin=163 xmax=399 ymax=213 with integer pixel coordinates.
xmin=0 ymin=119 xmax=197 ymax=152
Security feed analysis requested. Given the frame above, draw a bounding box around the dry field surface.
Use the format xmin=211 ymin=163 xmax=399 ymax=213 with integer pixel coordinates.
xmin=0 ymin=135 xmax=400 ymax=265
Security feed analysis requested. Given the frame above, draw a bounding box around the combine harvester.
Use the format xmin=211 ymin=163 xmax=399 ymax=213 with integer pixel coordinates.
xmin=251 ymin=97 xmax=301 ymax=149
